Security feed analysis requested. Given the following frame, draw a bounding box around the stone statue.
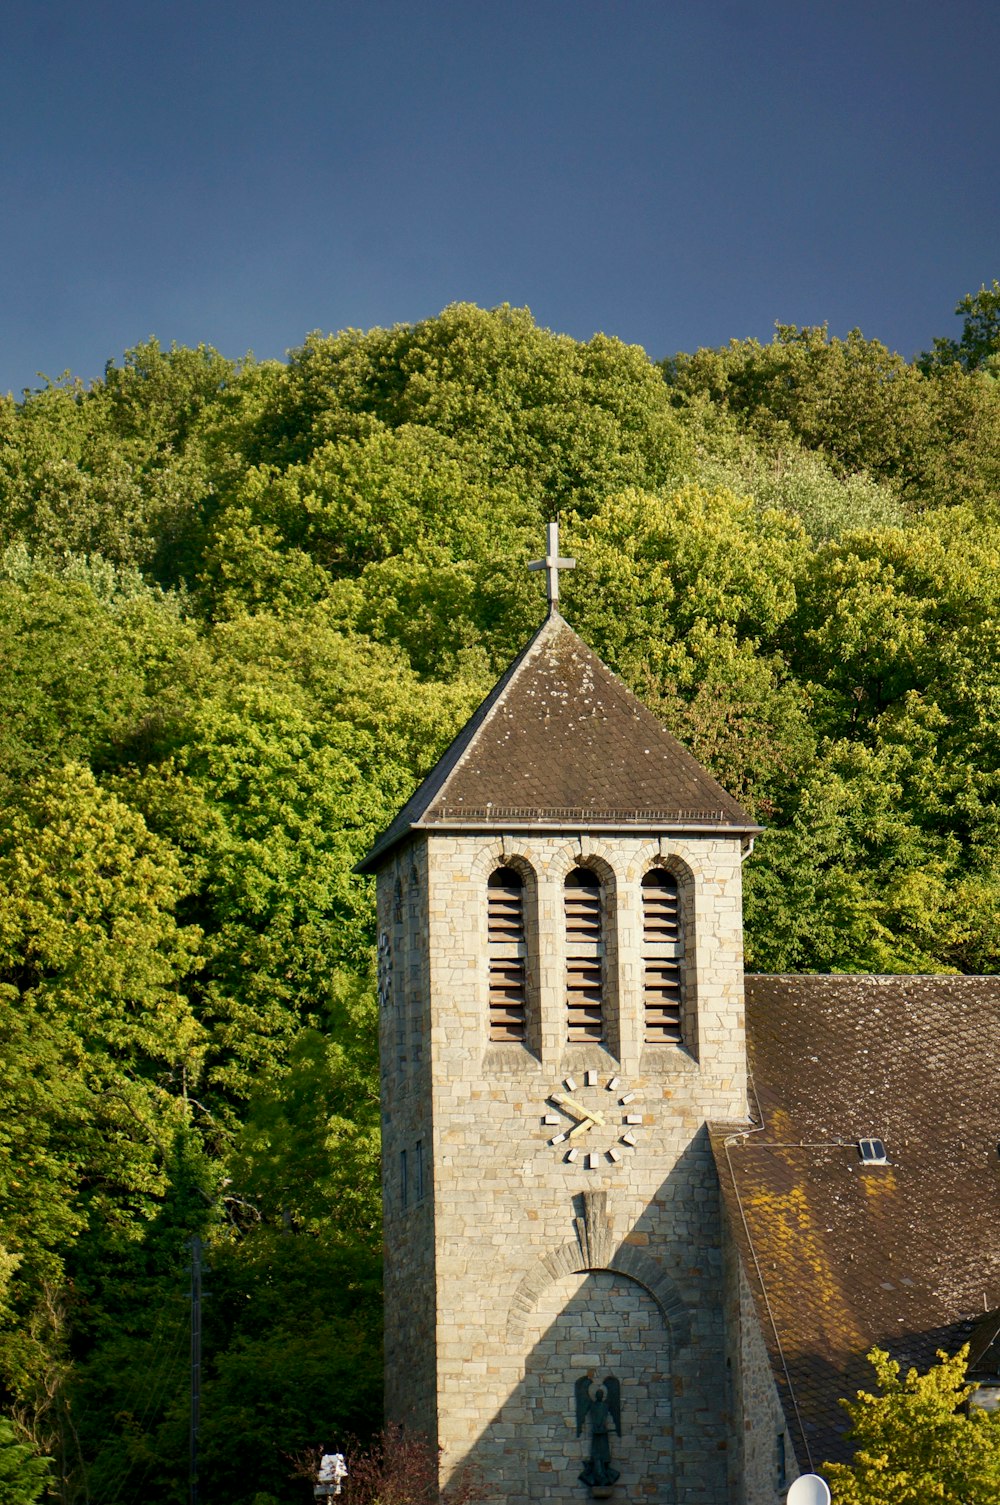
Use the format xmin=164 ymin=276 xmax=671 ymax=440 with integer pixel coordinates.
xmin=575 ymin=1374 xmax=621 ymax=1490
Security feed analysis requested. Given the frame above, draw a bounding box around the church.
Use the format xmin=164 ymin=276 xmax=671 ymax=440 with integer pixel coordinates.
xmin=357 ymin=528 xmax=1000 ymax=1504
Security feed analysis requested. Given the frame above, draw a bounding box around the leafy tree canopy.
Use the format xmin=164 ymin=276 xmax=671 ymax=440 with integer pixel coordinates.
xmin=920 ymin=280 xmax=1000 ymax=375
xmin=2 ymin=296 xmax=1000 ymax=1501
xmin=666 ymin=321 xmax=1000 ymax=512
xmin=0 ymin=1419 xmax=51 ymax=1505
xmin=826 ymin=1346 xmax=1000 ymax=1505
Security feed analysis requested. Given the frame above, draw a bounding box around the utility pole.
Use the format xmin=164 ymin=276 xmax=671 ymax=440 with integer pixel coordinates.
xmin=189 ymin=1235 xmax=202 ymax=1505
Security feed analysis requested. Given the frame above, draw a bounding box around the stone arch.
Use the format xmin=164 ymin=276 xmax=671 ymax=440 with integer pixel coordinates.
xmin=640 ymin=851 xmax=695 ymax=890
xmin=475 ymin=847 xmax=541 ymax=945
xmin=491 ymin=851 xmax=539 ymax=892
xmin=505 ymin=1256 xmax=680 ymax=1505
xmin=624 ymin=839 xmax=704 ymax=886
xmin=508 ymin=1245 xmax=692 ymax=1350
xmin=468 ymin=838 xmax=539 ymax=885
xmin=547 ymin=837 xmax=621 ymax=886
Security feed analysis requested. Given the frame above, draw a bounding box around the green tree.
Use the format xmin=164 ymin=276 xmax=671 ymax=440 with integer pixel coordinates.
xmin=71 ymin=972 xmax=382 ymax=1505
xmin=744 ymin=728 xmax=970 ymax=975
xmin=920 ymin=280 xmax=1000 ymax=374
xmin=244 ymin=303 xmax=690 ymax=497
xmin=9 ymin=302 xmax=1000 ymax=1501
xmin=665 ymin=325 xmax=933 ymax=489
xmin=0 ymin=763 xmax=202 ymax=1482
xmin=826 ymin=1345 xmax=1000 ymax=1504
xmin=197 ymin=304 xmax=694 ymax=671
xmin=690 ymin=423 xmax=905 ymax=541
xmin=562 ymin=486 xmax=813 ymax=816
xmin=0 ymin=1419 xmax=51 ymax=1505
xmin=119 ymin=613 xmax=480 ymax=1107
xmin=666 ymin=322 xmax=1000 ymax=512
xmin=0 ymin=566 xmax=211 ymax=794
xmin=195 ymin=974 xmax=382 ymax=1501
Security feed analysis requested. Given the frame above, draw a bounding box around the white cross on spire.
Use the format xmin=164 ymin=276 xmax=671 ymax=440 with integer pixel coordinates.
xmin=528 ymin=520 xmax=576 ymax=608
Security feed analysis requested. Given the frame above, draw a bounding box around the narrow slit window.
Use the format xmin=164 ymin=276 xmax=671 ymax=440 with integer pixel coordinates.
xmin=642 ymin=868 xmax=683 ymax=1044
xmin=488 ymin=867 xmax=527 ymax=1041
xmin=565 ymin=867 xmax=603 ymax=1042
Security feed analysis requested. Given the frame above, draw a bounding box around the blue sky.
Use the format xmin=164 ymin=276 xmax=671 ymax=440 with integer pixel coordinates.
xmin=3 ymin=0 xmax=999 ymax=395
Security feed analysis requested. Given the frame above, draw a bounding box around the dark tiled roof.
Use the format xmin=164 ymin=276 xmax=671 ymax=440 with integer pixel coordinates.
xmin=357 ymin=610 xmax=758 ymax=871
xmin=712 ymin=974 xmax=1000 ymax=1472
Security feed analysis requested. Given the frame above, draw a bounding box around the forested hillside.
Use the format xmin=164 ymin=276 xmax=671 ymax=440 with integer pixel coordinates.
xmin=3 ymin=292 xmax=1000 ymax=1503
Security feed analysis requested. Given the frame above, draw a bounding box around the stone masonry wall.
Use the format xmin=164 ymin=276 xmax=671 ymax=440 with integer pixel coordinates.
xmin=739 ymin=1259 xmax=801 ymax=1505
xmin=722 ymin=1216 xmax=800 ymax=1505
xmin=511 ymin=1269 xmax=674 ymax=1502
xmin=380 ymin=839 xmax=438 ymax=1444
xmin=377 ymin=827 xmax=750 ymax=1505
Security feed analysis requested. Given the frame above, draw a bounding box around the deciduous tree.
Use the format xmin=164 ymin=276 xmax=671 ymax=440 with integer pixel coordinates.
xmin=826 ymin=1346 xmax=1000 ymax=1504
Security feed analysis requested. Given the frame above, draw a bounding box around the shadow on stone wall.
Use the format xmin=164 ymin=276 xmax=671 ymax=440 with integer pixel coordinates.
xmin=439 ymin=1129 xmax=734 ymax=1505
xmin=429 ymin=1125 xmax=961 ymax=1502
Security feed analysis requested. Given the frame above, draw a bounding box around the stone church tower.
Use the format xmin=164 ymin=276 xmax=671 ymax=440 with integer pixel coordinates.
xmin=358 ymin=541 xmax=759 ymax=1504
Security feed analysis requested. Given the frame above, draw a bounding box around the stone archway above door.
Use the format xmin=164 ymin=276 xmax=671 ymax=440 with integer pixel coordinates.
xmin=507 ymin=1191 xmax=693 ymax=1349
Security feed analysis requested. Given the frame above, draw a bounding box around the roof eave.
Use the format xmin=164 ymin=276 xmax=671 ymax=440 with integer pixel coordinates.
xmin=355 ymin=813 xmax=764 ymax=874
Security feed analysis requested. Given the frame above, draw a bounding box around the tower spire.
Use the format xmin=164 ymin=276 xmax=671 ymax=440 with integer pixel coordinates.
xmin=528 ymin=519 xmax=576 ymax=608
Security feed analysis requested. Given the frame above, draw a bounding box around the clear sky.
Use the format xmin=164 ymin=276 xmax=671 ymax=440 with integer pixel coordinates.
xmin=3 ymin=0 xmax=999 ymax=395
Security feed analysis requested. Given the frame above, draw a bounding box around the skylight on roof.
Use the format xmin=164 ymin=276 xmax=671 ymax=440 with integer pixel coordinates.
xmin=858 ymin=1138 xmax=888 ymax=1165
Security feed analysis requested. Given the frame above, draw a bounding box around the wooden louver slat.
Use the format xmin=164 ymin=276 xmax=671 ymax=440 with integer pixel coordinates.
xmin=488 ymin=867 xmax=526 ymax=1042
xmin=488 ymin=892 xmax=524 ymax=940
xmin=565 ymin=867 xmax=603 ymax=1042
xmin=565 ymin=889 xmax=602 ymax=939
xmin=642 ymin=868 xmax=683 ymax=1044
xmin=567 ymin=959 xmax=604 ymax=1041
xmin=642 ymin=868 xmax=679 ymax=942
xmin=643 ymin=962 xmax=682 ymax=1042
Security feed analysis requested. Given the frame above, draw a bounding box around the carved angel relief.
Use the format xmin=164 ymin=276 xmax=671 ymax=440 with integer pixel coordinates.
xmin=575 ymin=1374 xmax=621 ymax=1490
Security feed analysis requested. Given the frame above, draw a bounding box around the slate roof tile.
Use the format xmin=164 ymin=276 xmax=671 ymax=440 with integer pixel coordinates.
xmin=712 ymin=974 xmax=1000 ymax=1471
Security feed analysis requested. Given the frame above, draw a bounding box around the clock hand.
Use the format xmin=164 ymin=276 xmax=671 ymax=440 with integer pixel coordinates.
xmin=552 ymin=1092 xmax=606 ymax=1126
xmin=566 ymin=1117 xmax=600 ymax=1138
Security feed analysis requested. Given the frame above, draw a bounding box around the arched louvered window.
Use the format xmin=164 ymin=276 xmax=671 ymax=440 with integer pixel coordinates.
xmin=565 ymin=866 xmax=604 ymax=1042
xmin=642 ymin=868 xmax=683 ymax=1043
xmin=488 ymin=866 xmax=527 ymax=1042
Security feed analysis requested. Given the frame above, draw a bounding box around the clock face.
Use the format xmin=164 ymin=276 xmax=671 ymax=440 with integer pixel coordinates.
xmin=543 ymin=1072 xmax=645 ymax=1169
